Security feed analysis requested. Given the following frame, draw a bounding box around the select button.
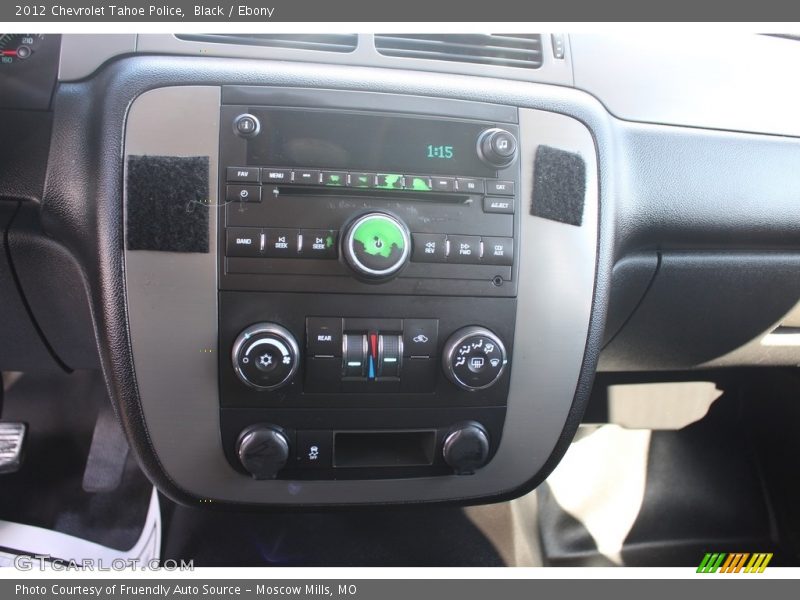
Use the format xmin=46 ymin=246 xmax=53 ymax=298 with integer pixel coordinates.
xmin=483 ymin=197 xmax=514 ymax=214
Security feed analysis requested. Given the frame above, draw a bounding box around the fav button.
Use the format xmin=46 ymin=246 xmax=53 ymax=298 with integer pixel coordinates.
xmin=226 ymin=167 xmax=260 ymax=183
xmin=446 ymin=235 xmax=481 ymax=264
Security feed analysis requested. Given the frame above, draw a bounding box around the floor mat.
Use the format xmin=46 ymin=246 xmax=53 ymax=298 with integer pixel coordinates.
xmin=537 ymin=389 xmax=787 ymax=566
xmin=0 ymin=370 xmax=153 ymax=551
xmin=161 ymin=502 xmax=511 ymax=567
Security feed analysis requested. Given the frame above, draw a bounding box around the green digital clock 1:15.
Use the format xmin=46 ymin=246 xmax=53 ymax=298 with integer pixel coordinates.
xmin=426 ymin=144 xmax=455 ymax=160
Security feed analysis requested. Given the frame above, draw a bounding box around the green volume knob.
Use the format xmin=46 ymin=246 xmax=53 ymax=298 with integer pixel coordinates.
xmin=344 ymin=212 xmax=411 ymax=279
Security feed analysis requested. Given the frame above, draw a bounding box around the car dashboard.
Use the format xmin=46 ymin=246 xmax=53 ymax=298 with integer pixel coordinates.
xmin=1 ymin=33 xmax=800 ymax=510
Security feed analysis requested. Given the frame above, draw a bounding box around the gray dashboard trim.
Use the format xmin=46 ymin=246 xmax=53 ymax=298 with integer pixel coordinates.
xmin=60 ymin=33 xmax=574 ymax=87
xmin=123 ymin=85 xmax=599 ymax=505
xmin=221 ymin=86 xmax=518 ymax=123
xmin=571 ymin=33 xmax=800 ymax=139
xmin=58 ymin=34 xmax=137 ymax=81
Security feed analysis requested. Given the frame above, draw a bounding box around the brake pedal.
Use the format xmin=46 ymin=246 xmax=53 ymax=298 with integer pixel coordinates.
xmin=0 ymin=422 xmax=26 ymax=474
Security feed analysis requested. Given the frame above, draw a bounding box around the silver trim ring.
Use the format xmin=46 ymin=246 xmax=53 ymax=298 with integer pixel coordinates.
xmin=231 ymin=322 xmax=300 ymax=391
xmin=442 ymin=326 xmax=508 ymax=391
xmin=344 ymin=213 xmax=411 ymax=278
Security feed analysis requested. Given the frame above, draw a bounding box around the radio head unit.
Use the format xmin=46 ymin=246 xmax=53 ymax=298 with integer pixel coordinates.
xmin=219 ymin=105 xmax=520 ymax=297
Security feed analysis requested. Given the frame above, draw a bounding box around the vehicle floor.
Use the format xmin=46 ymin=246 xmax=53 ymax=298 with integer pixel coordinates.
xmin=536 ymin=371 xmax=800 ymax=567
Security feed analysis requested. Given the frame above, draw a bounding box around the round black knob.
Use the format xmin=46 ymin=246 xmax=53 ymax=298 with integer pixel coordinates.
xmin=442 ymin=326 xmax=508 ymax=391
xmin=342 ymin=212 xmax=411 ymax=280
xmin=233 ymin=113 xmax=260 ymax=138
xmin=232 ymin=323 xmax=299 ymax=391
xmin=477 ymin=128 xmax=518 ymax=168
xmin=236 ymin=424 xmax=290 ymax=480
xmin=443 ymin=422 xmax=490 ymax=475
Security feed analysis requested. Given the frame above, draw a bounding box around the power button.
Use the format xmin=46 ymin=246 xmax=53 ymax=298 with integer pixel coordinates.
xmin=233 ymin=113 xmax=260 ymax=138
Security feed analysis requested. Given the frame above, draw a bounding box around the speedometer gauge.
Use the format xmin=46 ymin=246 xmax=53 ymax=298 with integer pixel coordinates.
xmin=0 ymin=34 xmax=43 ymax=65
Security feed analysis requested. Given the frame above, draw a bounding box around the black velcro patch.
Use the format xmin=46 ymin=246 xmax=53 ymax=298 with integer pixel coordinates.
xmin=531 ymin=145 xmax=587 ymax=227
xmin=126 ymin=155 xmax=209 ymax=252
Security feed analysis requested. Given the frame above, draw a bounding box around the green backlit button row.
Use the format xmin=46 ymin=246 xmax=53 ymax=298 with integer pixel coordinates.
xmin=257 ymin=167 xmax=490 ymax=194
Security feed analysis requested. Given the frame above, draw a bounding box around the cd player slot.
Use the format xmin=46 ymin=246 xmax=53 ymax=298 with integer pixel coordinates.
xmin=274 ymin=185 xmax=473 ymax=204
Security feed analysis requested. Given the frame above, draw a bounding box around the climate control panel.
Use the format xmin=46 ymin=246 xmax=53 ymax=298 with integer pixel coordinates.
xmin=218 ymin=292 xmax=515 ymax=481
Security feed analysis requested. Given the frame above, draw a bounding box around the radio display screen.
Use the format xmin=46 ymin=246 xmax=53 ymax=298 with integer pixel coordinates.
xmin=245 ymin=108 xmax=496 ymax=177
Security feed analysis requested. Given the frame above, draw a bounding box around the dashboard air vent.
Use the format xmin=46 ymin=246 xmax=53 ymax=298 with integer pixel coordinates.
xmin=175 ymin=34 xmax=358 ymax=53
xmin=374 ymin=34 xmax=543 ymax=69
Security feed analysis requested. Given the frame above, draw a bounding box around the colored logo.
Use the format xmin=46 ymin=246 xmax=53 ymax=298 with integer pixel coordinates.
xmin=697 ymin=552 xmax=773 ymax=573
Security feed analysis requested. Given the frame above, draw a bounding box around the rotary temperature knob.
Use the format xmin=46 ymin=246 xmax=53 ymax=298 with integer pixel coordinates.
xmin=342 ymin=212 xmax=411 ymax=280
xmin=442 ymin=326 xmax=508 ymax=391
xmin=231 ymin=323 xmax=299 ymax=391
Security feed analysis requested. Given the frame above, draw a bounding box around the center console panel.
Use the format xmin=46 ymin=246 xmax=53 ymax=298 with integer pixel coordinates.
xmin=217 ymin=92 xmax=521 ymax=480
xmin=120 ymin=78 xmax=599 ymax=506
